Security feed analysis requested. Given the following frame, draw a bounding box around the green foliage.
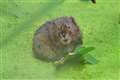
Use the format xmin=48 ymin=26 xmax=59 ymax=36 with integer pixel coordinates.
xmin=74 ymin=46 xmax=95 ymax=56
xmin=73 ymin=46 xmax=97 ymax=64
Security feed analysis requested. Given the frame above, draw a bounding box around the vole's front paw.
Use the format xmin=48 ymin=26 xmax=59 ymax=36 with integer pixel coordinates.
xmin=54 ymin=57 xmax=65 ymax=64
xmin=69 ymin=52 xmax=75 ymax=55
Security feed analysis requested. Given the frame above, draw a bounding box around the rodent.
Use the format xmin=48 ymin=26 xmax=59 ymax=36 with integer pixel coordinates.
xmin=32 ymin=16 xmax=83 ymax=63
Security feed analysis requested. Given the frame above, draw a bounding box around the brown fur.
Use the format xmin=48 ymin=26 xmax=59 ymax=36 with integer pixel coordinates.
xmin=33 ymin=16 xmax=83 ymax=62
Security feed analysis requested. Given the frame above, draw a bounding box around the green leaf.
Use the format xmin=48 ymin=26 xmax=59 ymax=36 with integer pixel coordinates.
xmin=84 ymin=54 xmax=97 ymax=64
xmin=73 ymin=46 xmax=97 ymax=64
xmin=74 ymin=46 xmax=95 ymax=56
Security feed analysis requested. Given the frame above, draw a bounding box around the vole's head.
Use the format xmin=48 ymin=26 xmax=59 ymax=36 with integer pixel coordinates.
xmin=58 ymin=24 xmax=72 ymax=45
xmin=56 ymin=16 xmax=82 ymax=45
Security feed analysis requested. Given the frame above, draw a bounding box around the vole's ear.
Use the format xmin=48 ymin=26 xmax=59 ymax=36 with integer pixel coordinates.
xmin=69 ymin=16 xmax=74 ymax=21
xmin=69 ymin=16 xmax=77 ymax=25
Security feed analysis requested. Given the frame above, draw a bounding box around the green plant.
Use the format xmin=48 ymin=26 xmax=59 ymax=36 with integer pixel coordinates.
xmin=61 ymin=46 xmax=97 ymax=65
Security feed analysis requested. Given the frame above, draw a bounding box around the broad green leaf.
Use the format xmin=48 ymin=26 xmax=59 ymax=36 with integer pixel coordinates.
xmin=84 ymin=54 xmax=97 ymax=64
xmin=72 ymin=46 xmax=97 ymax=64
xmin=74 ymin=46 xmax=95 ymax=56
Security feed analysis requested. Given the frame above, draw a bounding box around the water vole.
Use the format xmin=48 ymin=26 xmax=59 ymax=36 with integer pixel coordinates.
xmin=33 ymin=16 xmax=83 ymax=63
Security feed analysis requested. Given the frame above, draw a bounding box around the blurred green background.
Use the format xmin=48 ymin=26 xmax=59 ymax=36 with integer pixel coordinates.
xmin=0 ymin=0 xmax=120 ymax=80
